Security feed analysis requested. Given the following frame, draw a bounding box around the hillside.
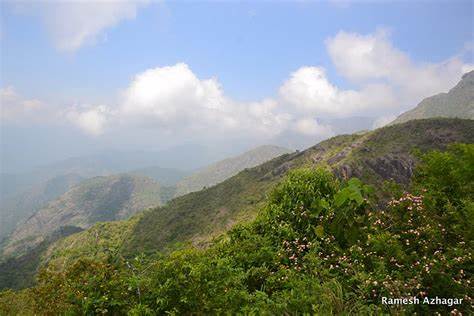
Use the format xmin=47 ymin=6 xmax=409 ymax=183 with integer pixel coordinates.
xmin=391 ymin=71 xmax=474 ymax=124
xmin=175 ymin=145 xmax=292 ymax=196
xmin=0 ymin=174 xmax=84 ymax=242
xmin=2 ymin=143 xmax=472 ymax=314
xmin=48 ymin=119 xmax=474 ymax=262
xmin=1 ymin=174 xmax=164 ymax=258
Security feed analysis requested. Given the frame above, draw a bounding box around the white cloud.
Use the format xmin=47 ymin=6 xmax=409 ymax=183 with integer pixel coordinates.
xmin=117 ymin=63 xmax=290 ymax=138
xmin=279 ymin=66 xmax=397 ymax=116
xmin=24 ymin=1 xmax=149 ymax=52
xmin=66 ymin=105 xmax=110 ymax=136
xmin=120 ymin=63 xmax=228 ymax=128
xmin=0 ymin=86 xmax=47 ymax=122
xmin=278 ymin=30 xmax=472 ymax=120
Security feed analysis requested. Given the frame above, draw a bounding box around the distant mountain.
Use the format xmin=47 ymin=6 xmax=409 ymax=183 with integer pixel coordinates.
xmin=392 ymin=71 xmax=474 ymax=124
xmin=1 ymin=174 xmax=164 ymax=258
xmin=0 ymin=144 xmax=242 ymax=201
xmin=174 ymin=145 xmax=292 ymax=196
xmin=0 ymin=174 xmax=84 ymax=241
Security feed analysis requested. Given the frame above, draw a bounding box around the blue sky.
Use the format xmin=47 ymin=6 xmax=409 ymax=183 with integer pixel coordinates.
xmin=0 ymin=0 xmax=473 ymax=170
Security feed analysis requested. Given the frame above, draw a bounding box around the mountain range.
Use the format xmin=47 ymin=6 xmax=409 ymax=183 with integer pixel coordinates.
xmin=8 ymin=119 xmax=474 ymax=277
xmin=0 ymin=145 xmax=292 ymax=261
xmin=117 ymin=118 xmax=474 ymax=256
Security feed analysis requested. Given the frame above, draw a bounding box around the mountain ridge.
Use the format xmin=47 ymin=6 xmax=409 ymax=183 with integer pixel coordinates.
xmin=1 ymin=174 xmax=164 ymax=258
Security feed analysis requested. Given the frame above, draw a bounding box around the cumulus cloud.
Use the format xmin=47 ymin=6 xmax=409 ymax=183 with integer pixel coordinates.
xmin=277 ymin=30 xmax=471 ymax=120
xmin=117 ymin=63 xmax=290 ymax=138
xmin=0 ymin=87 xmax=48 ymax=123
xmin=65 ymin=63 xmax=292 ymax=139
xmin=22 ymin=1 xmax=149 ymax=52
xmin=120 ymin=63 xmax=229 ymax=129
xmin=279 ymin=66 xmax=398 ymax=116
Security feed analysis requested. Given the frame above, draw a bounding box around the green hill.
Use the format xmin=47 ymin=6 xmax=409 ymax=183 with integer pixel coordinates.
xmin=1 ymin=174 xmax=164 ymax=259
xmin=391 ymin=71 xmax=474 ymax=124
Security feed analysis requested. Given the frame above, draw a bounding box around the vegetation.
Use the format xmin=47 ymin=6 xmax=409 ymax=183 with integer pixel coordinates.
xmin=1 ymin=144 xmax=472 ymax=315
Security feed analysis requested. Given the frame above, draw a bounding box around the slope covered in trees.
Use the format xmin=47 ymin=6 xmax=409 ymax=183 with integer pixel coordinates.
xmin=0 ymin=173 xmax=84 ymax=241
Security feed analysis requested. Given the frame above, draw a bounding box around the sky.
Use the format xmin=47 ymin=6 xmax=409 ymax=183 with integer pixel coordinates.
xmin=0 ymin=0 xmax=473 ymax=172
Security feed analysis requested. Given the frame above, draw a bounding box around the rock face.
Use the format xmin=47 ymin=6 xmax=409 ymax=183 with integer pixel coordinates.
xmin=2 ymin=174 xmax=163 ymax=257
xmin=391 ymin=71 xmax=474 ymax=125
xmin=174 ymin=145 xmax=292 ymax=196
